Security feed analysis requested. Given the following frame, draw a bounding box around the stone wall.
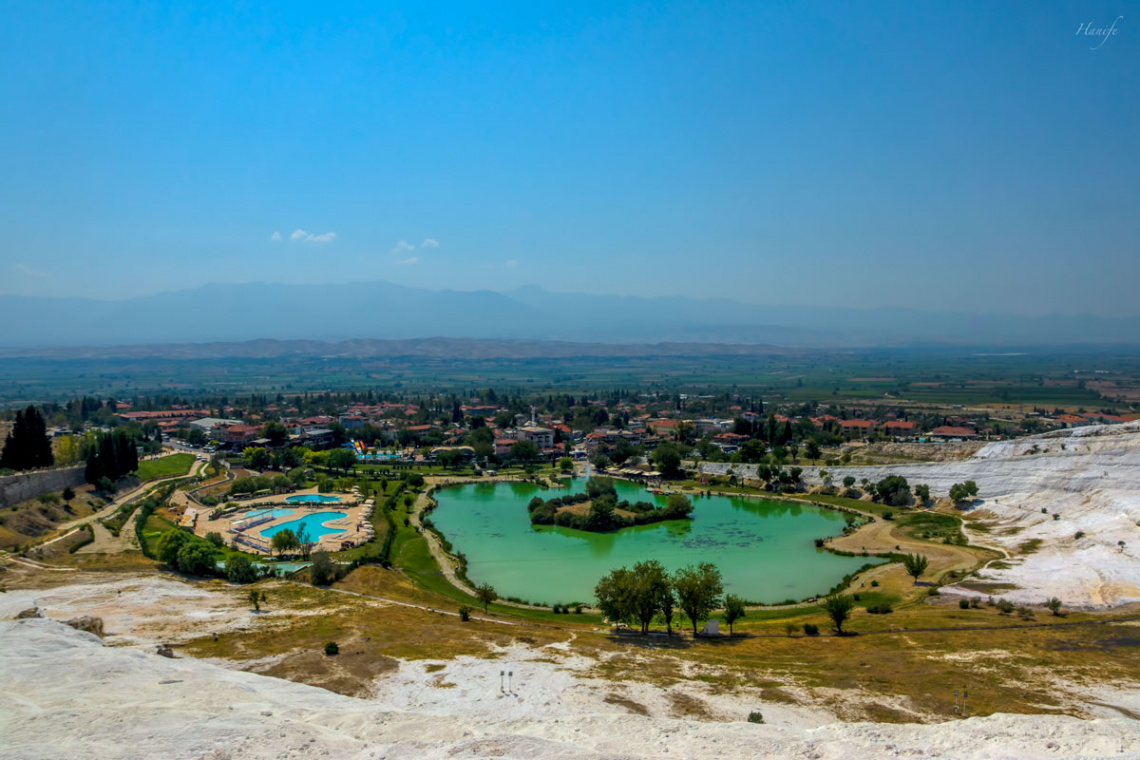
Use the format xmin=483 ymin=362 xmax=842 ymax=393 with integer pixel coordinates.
xmin=0 ymin=466 xmax=86 ymax=509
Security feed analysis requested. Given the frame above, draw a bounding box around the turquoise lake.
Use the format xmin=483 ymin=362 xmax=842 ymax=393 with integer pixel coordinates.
xmin=430 ymin=479 xmax=882 ymax=605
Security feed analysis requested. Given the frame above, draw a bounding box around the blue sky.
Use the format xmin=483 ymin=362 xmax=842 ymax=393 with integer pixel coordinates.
xmin=1 ymin=1 xmax=1136 ymax=315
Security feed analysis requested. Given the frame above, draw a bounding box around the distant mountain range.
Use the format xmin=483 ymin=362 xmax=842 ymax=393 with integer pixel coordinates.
xmin=2 ymin=281 xmax=1138 ymax=350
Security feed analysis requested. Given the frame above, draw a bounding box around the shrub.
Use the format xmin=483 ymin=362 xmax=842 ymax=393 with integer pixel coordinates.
xmin=175 ymin=540 xmax=218 ymax=576
xmin=205 ymin=531 xmax=224 ymax=548
xmin=226 ymin=554 xmax=259 ymax=584
xmin=927 ymin=587 xmax=940 ymax=596
xmin=996 ymin=598 xmax=1015 ymax=614
xmin=324 ymin=642 xmax=339 ymax=656
xmin=309 ymin=551 xmax=336 ymax=586
xmin=870 ymin=580 xmax=879 ymax=587
xmin=61 ymin=487 xmax=76 ymax=501
xmin=747 ymin=711 xmax=764 ymax=724
xmin=802 ymin=623 xmax=820 ymax=636
xmin=458 ymin=605 xmax=472 ymax=622
xmin=959 ymin=599 xmax=970 ymax=610
xmin=247 ymin=589 xmax=267 ymax=611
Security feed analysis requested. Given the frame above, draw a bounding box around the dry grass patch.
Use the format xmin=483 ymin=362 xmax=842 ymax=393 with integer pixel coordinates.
xmin=604 ymin=693 xmax=650 ymax=716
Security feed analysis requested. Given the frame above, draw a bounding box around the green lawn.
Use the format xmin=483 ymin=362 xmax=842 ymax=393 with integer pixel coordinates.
xmin=136 ymin=453 xmax=197 ymax=482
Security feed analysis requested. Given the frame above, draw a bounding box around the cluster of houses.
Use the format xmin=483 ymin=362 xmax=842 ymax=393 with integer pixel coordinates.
xmin=114 ymin=396 xmax=1132 ymax=461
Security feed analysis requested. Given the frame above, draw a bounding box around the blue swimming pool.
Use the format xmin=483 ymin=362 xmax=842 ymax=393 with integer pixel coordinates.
xmin=244 ymin=508 xmax=295 ymax=520
xmin=260 ymin=511 xmax=348 ymax=540
xmin=285 ymin=494 xmax=341 ymax=504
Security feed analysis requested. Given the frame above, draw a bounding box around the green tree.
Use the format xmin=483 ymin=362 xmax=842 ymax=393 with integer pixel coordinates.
xmin=722 ymin=594 xmax=746 ymax=636
xmin=585 ymin=497 xmax=616 ymax=531
xmin=437 ymin=448 xmax=467 ymax=469
xmin=874 ymin=475 xmax=912 ymax=506
xmin=296 ymin=524 xmax=313 ymax=561
xmin=652 ymin=443 xmax=685 ymax=479
xmin=226 ymin=554 xmax=259 ymax=584
xmin=175 ymin=540 xmax=218 ymax=576
xmin=261 ymin=421 xmax=289 ymax=447
xmin=673 ymin=562 xmax=724 ymax=636
xmin=244 ymin=447 xmax=270 ymax=471
xmin=310 ymin=551 xmax=336 ymax=586
xmin=949 ymin=481 xmax=979 ymax=503
xmin=509 ymin=440 xmax=540 ymax=462
xmin=558 ymin=456 xmax=573 ymax=472
xmin=248 ymin=588 xmax=267 ymax=611
xmin=271 ymin=528 xmax=300 ymax=557
xmin=914 ymin=484 xmax=931 ymax=503
xmin=628 ymin=560 xmax=671 ymax=634
xmin=1046 ymin=597 xmax=1063 ymax=616
xmin=822 ymin=594 xmax=855 ymax=634
xmin=327 ymin=448 xmax=357 ymax=473
xmin=155 ymin=529 xmax=192 ymax=566
xmin=804 ymin=440 xmax=822 ymax=464
xmin=595 ymin=566 xmax=637 ymax=628
xmin=658 ymin=579 xmax=677 ymax=636
xmin=0 ymin=405 xmax=54 ymax=472
xmin=739 ymin=438 xmax=767 ymax=464
xmin=902 ymin=553 xmax=929 ymax=584
xmin=662 ymin=493 xmax=694 ymax=519
xmin=475 ymin=582 xmax=498 ymax=611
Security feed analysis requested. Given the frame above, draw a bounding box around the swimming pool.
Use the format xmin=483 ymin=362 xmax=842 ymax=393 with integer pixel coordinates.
xmin=260 ymin=511 xmax=348 ymax=541
xmin=243 ymin=508 xmax=295 ymax=520
xmin=285 ymin=494 xmax=341 ymax=504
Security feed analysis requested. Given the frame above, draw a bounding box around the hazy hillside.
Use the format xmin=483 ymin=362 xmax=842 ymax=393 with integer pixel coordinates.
xmin=3 ymin=282 xmax=1139 ymax=349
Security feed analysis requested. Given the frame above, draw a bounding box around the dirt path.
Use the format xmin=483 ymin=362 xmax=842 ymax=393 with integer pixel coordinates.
xmin=53 ymin=456 xmax=206 ymax=536
xmin=410 ymin=482 xmax=480 ymax=598
xmin=829 ymin=513 xmax=992 ymax=594
xmin=76 ymin=519 xmax=127 ymax=554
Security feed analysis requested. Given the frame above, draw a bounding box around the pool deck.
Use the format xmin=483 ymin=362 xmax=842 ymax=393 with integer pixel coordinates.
xmin=193 ymin=487 xmax=375 ymax=555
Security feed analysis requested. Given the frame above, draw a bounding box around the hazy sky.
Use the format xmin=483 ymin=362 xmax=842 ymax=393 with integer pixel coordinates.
xmin=1 ymin=2 xmax=1137 ymax=315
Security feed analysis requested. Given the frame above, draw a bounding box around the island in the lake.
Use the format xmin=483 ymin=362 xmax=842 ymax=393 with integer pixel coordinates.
xmin=527 ymin=477 xmax=694 ymax=532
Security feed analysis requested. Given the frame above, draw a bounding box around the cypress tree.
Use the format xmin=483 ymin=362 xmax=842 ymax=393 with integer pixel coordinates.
xmin=0 ymin=406 xmax=54 ymax=471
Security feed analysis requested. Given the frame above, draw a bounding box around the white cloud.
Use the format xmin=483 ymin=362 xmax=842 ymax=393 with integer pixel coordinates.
xmin=271 ymin=231 xmax=282 ymax=242
xmin=13 ymin=263 xmax=46 ymax=277
xmin=290 ymin=229 xmax=336 ymax=243
xmin=421 ymin=238 xmax=439 ymax=248
xmin=505 ymin=259 xmax=519 ymax=267
xmin=392 ymin=239 xmax=415 ymax=251
xmin=398 ymin=256 xmax=419 ymax=265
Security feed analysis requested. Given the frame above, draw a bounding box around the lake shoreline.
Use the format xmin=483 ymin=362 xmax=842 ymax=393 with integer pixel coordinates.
xmin=421 ymin=474 xmax=891 ymax=609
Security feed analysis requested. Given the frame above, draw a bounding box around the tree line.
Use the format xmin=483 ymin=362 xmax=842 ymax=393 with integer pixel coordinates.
xmin=0 ymin=405 xmax=54 ymax=472
xmin=594 ymin=560 xmax=747 ymax=636
xmin=83 ymin=429 xmax=140 ymax=487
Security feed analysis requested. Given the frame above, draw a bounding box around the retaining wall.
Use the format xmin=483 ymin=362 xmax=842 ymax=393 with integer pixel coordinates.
xmin=0 ymin=466 xmax=86 ymax=509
